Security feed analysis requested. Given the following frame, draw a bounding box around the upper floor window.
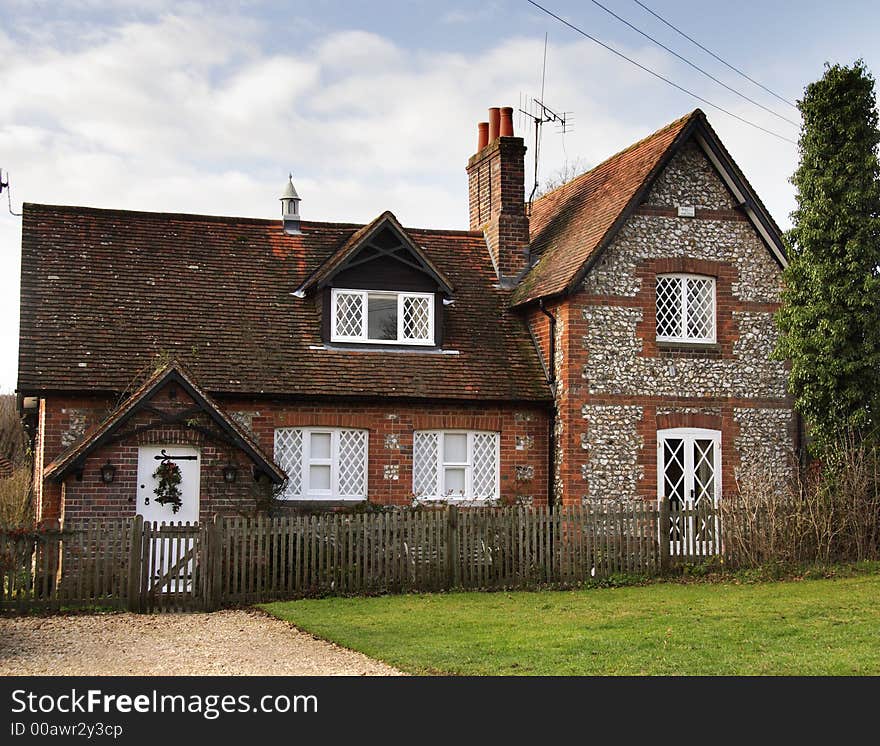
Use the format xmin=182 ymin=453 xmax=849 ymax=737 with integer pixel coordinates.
xmin=331 ymin=288 xmax=434 ymax=345
xmin=412 ymin=430 xmax=499 ymax=501
xmin=655 ymin=274 xmax=716 ymax=343
xmin=274 ymin=427 xmax=368 ymax=501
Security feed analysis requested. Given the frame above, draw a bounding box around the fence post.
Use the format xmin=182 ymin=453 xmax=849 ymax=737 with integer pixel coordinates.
xmin=206 ymin=515 xmax=223 ymax=611
xmin=126 ymin=514 xmax=143 ymax=612
xmin=446 ymin=505 xmax=459 ymax=589
xmin=658 ymin=498 xmax=670 ymax=574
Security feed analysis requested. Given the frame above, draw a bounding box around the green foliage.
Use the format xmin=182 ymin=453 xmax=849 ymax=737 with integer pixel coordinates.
xmin=777 ymin=60 xmax=880 ymax=453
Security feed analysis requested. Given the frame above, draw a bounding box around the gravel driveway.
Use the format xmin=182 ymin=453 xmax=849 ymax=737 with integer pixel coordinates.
xmin=0 ymin=610 xmax=401 ymax=676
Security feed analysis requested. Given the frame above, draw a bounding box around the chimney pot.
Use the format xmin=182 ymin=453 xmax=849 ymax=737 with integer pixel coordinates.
xmin=500 ymin=106 xmax=514 ymax=137
xmin=488 ymin=107 xmax=501 ymax=142
xmin=477 ymin=122 xmax=489 ymax=151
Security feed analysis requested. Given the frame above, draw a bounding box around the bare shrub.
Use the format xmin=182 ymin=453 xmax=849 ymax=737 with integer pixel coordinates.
xmin=0 ymin=395 xmax=29 ymax=467
xmin=0 ymin=465 xmax=33 ymax=528
xmin=722 ymin=438 xmax=880 ymax=568
xmin=533 ymin=157 xmax=590 ymax=199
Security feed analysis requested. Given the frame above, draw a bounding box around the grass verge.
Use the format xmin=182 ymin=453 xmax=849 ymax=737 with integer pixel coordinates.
xmin=260 ymin=570 xmax=880 ymax=675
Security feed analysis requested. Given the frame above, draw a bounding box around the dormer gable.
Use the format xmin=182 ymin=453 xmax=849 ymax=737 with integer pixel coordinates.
xmin=296 ymin=211 xmax=454 ymax=295
xmin=296 ymin=212 xmax=455 ymax=348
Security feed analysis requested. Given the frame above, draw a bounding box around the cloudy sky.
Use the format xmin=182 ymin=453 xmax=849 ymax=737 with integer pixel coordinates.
xmin=1 ymin=0 xmax=879 ymax=391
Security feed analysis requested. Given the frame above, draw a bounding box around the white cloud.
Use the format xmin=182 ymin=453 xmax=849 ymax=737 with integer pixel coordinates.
xmin=0 ymin=8 xmax=800 ymax=391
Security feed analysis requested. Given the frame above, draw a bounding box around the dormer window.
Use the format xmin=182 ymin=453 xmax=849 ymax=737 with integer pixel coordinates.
xmin=331 ymin=288 xmax=434 ymax=345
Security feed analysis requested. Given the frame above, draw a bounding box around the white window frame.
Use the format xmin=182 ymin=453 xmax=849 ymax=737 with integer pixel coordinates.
xmin=413 ymin=430 xmax=500 ymax=502
xmin=330 ymin=288 xmax=435 ymax=345
xmin=655 ymin=273 xmax=716 ymax=344
xmin=274 ymin=427 xmax=368 ymax=501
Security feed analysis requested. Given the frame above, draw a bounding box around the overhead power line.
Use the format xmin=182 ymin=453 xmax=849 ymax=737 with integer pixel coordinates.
xmin=587 ymin=0 xmax=798 ymax=127
xmin=525 ymin=0 xmax=798 ymax=145
xmin=632 ymin=0 xmax=798 ymax=110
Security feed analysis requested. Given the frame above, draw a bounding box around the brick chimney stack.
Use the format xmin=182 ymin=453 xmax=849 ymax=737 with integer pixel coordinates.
xmin=466 ymin=106 xmax=530 ymax=283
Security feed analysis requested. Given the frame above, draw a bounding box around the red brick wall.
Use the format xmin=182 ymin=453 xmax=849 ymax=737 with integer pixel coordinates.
xmin=37 ymin=391 xmax=551 ymax=522
xmin=226 ymin=399 xmax=549 ymax=507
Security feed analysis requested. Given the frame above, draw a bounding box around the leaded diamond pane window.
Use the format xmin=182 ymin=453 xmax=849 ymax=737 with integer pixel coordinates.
xmin=412 ymin=431 xmax=439 ymax=497
xmin=331 ymin=289 xmax=434 ymax=345
xmin=656 ymin=274 xmax=716 ymax=343
xmin=337 ymin=429 xmax=368 ymax=497
xmin=333 ymin=292 xmax=364 ymax=339
xmin=402 ymin=295 xmax=432 ymax=341
xmin=412 ymin=430 xmax=499 ymax=501
xmin=274 ymin=428 xmax=303 ymax=498
xmin=273 ymin=428 xmax=368 ymax=500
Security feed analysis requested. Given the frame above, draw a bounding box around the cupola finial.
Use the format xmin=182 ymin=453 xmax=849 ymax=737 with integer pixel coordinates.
xmin=280 ymin=173 xmax=301 ymax=235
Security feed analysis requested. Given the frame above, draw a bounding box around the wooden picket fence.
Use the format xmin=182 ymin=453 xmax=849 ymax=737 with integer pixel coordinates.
xmin=1 ymin=501 xmax=719 ymax=612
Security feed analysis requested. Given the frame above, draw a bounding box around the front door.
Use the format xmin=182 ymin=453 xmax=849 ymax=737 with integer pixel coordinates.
xmin=657 ymin=429 xmax=721 ymax=556
xmin=136 ymin=445 xmax=200 ymax=591
xmin=136 ymin=445 xmax=200 ymax=524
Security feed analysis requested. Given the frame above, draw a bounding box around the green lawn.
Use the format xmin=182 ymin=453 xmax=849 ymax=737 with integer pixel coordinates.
xmin=260 ymin=573 xmax=880 ymax=675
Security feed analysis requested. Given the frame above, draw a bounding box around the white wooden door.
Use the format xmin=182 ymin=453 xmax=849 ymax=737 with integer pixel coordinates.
xmin=136 ymin=445 xmax=200 ymax=590
xmin=136 ymin=445 xmax=200 ymax=523
xmin=657 ymin=429 xmax=721 ymax=556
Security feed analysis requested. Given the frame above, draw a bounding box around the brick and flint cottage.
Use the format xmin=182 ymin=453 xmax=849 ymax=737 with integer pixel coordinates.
xmin=17 ymin=106 xmax=796 ymax=527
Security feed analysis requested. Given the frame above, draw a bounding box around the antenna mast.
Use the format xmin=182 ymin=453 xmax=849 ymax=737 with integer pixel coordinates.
xmin=0 ymin=169 xmax=22 ymax=217
xmin=519 ymin=34 xmax=573 ymax=209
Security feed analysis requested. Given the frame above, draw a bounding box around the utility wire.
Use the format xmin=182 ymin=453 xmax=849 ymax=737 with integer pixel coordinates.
xmin=588 ymin=0 xmax=798 ymax=127
xmin=632 ymin=0 xmax=798 ymax=110
xmin=525 ymin=0 xmax=797 ymax=145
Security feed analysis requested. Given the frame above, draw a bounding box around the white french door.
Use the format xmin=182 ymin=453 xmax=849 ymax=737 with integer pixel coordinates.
xmin=657 ymin=428 xmax=721 ymax=556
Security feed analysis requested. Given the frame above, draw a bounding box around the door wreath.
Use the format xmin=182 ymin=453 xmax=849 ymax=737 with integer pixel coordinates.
xmin=152 ymin=458 xmax=183 ymax=513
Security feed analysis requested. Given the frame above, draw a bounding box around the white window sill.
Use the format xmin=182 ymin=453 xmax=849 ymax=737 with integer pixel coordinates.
xmin=309 ymin=344 xmax=460 ymax=355
xmin=414 ymin=496 xmax=500 ymax=507
xmin=656 ymin=338 xmax=717 ymax=346
xmin=277 ymin=496 xmax=367 ymax=503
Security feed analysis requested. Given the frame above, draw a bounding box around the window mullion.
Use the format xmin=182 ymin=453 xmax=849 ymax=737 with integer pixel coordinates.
xmin=330 ymin=431 xmax=339 ymax=497
xmin=465 ymin=432 xmax=473 ymax=499
xmin=397 ymin=293 xmax=405 ymax=343
xmin=302 ymin=429 xmax=311 ymax=496
xmin=360 ymin=292 xmax=368 ymax=339
xmin=684 ymin=434 xmax=695 ymax=506
xmin=437 ymin=433 xmax=445 ymax=496
xmin=680 ymin=277 xmax=688 ymax=340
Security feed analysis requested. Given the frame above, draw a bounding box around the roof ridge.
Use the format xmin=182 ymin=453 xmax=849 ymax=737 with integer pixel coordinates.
xmin=23 ymin=202 xmax=481 ymax=237
xmin=531 ymin=109 xmax=702 ymax=206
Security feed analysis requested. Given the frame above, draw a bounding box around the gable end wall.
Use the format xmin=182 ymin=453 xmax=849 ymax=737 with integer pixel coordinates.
xmin=552 ymin=139 xmax=796 ymax=506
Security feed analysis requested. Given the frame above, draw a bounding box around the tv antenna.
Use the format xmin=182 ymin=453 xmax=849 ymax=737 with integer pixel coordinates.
xmin=0 ymin=169 xmax=22 ymax=216
xmin=518 ymin=34 xmax=573 ymax=209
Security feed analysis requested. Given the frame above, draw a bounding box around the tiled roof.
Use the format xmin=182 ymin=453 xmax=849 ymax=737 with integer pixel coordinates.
xmin=44 ymin=361 xmax=287 ymax=483
xmin=19 ymin=205 xmax=551 ymax=402
xmin=511 ymin=110 xmax=698 ymax=306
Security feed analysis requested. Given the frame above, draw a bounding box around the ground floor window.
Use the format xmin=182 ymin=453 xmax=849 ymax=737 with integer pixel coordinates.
xmin=657 ymin=428 xmax=721 ymax=555
xmin=274 ymin=428 xmax=368 ymax=500
xmin=412 ymin=430 xmax=499 ymax=501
